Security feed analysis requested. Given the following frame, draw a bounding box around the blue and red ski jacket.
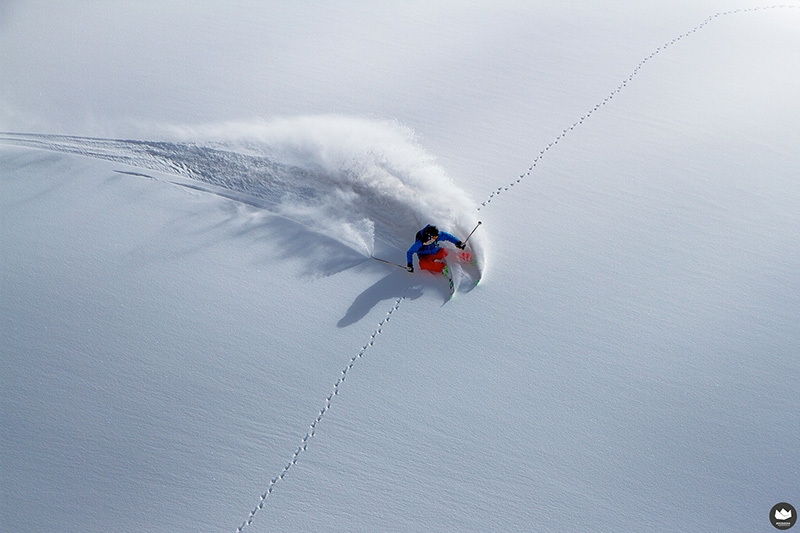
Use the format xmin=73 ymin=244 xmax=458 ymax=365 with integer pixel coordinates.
xmin=406 ymin=231 xmax=460 ymax=265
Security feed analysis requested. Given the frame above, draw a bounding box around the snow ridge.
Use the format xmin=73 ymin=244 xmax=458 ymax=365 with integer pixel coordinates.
xmin=478 ymin=3 xmax=800 ymax=211
xmin=237 ymin=295 xmax=407 ymax=532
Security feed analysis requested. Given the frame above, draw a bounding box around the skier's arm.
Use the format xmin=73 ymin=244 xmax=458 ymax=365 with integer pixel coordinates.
xmin=439 ymin=231 xmax=465 ymax=249
xmin=406 ymin=240 xmax=422 ymax=270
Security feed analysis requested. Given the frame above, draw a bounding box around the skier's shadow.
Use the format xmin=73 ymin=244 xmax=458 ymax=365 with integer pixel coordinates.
xmin=338 ymin=270 xmax=428 ymax=328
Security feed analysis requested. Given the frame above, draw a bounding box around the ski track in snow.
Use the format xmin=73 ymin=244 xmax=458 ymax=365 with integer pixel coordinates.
xmin=1 ymin=5 xmax=796 ymax=531
xmin=0 ymin=117 xmax=486 ymax=270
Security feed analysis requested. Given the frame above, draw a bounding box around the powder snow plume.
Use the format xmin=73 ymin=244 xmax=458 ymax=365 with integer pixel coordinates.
xmin=1 ymin=116 xmax=486 ymax=273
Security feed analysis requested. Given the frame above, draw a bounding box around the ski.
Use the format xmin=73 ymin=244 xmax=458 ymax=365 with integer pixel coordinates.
xmin=442 ymin=265 xmax=455 ymax=298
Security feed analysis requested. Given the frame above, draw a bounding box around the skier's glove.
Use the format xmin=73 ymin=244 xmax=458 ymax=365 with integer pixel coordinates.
xmin=406 ymin=263 xmax=414 ymax=273
xmin=455 ymin=241 xmax=466 ymax=250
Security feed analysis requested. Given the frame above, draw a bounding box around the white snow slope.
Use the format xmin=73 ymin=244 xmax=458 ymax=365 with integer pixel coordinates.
xmin=2 ymin=2 xmax=799 ymax=532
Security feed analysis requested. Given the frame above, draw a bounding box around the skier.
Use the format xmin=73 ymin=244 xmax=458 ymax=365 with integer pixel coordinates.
xmin=406 ymin=224 xmax=466 ymax=273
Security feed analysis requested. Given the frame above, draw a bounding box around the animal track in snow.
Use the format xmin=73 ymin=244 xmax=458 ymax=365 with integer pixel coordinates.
xmin=478 ymin=4 xmax=799 ymax=211
xmin=236 ymin=295 xmax=406 ymax=532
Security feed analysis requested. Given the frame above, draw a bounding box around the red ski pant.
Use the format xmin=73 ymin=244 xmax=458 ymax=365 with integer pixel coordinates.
xmin=418 ymin=248 xmax=449 ymax=273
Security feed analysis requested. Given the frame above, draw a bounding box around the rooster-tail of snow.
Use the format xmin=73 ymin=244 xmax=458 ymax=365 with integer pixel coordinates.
xmin=174 ymin=115 xmax=486 ymax=270
xmin=1 ymin=116 xmax=486 ymax=276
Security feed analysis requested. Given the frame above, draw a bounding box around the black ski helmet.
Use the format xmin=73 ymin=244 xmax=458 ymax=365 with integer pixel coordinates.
xmin=421 ymin=224 xmax=439 ymax=241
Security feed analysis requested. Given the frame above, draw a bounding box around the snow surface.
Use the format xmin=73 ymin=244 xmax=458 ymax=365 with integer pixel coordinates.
xmin=2 ymin=2 xmax=799 ymax=532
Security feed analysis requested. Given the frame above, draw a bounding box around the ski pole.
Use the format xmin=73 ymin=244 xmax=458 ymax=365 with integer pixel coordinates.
xmin=371 ymin=256 xmax=409 ymax=270
xmin=463 ymin=221 xmax=482 ymax=245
